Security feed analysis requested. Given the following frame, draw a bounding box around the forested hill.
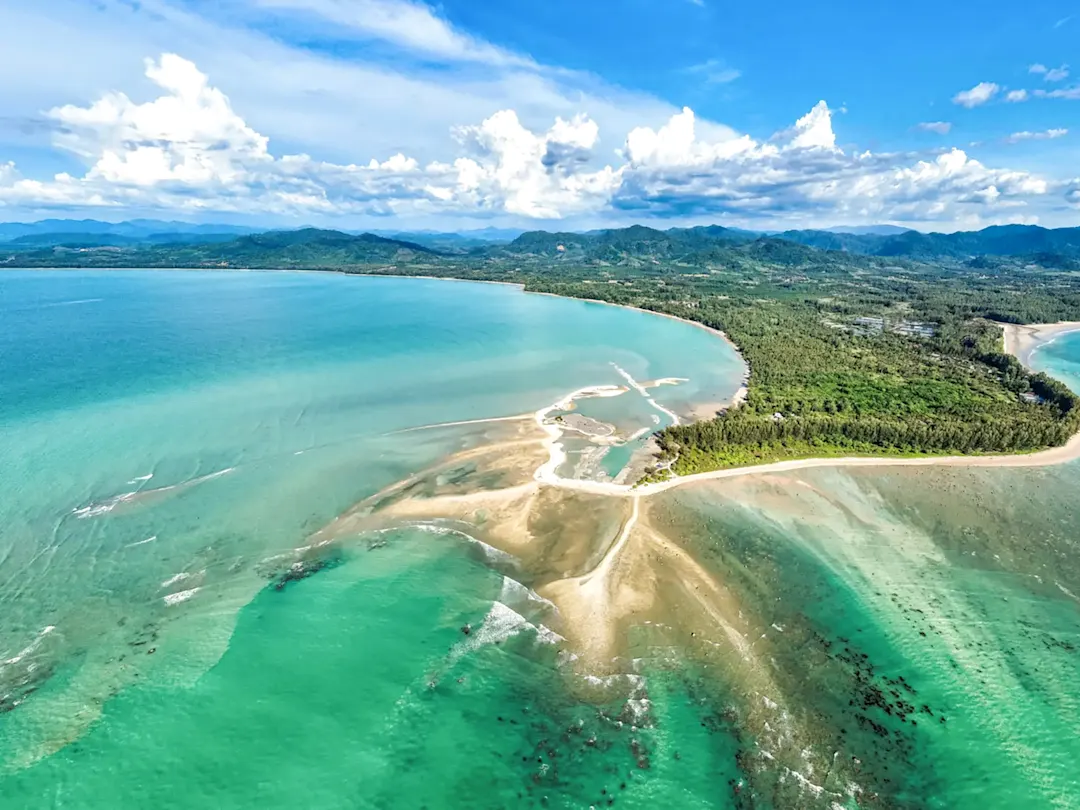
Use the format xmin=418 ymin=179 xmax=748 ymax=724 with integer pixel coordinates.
xmin=6 ymin=222 xmax=1080 ymax=269
xmin=1 ymin=228 xmax=436 ymax=268
xmin=776 ymin=224 xmax=1080 ymax=260
xmin=0 ymin=224 xmax=879 ymax=270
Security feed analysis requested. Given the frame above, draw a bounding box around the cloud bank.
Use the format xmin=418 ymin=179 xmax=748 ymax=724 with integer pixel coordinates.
xmin=0 ymin=54 xmax=1062 ymax=228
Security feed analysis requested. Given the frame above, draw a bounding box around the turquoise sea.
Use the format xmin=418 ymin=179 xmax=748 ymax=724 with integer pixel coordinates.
xmin=0 ymin=270 xmax=746 ymax=807
xmin=2 ymin=270 xmax=1079 ymax=808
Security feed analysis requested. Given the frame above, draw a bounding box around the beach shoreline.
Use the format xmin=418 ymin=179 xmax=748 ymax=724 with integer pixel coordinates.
xmin=532 ymin=429 xmax=1080 ymax=500
xmin=1001 ymin=321 xmax=1080 ymax=370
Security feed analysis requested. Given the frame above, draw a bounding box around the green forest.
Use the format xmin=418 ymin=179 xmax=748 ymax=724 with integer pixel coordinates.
xmin=8 ymin=224 xmax=1080 ymax=475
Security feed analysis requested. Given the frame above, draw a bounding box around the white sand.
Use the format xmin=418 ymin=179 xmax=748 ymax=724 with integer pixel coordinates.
xmin=1002 ymin=321 xmax=1080 ymax=370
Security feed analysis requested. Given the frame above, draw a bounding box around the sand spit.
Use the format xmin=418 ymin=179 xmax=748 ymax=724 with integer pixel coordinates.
xmin=1002 ymin=321 xmax=1080 ymax=370
xmin=632 ymin=429 xmax=1080 ymax=496
xmin=533 ymin=422 xmax=1080 ymax=501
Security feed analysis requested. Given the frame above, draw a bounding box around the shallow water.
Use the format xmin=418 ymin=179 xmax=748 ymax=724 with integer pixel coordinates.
xmin=0 ymin=270 xmax=744 ymax=806
xmin=651 ymin=462 xmax=1080 ymax=807
xmin=3 ymin=270 xmax=1079 ymax=808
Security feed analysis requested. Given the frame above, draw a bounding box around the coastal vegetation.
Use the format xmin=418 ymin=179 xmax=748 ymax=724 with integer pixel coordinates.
xmin=7 ymin=223 xmax=1080 ymax=475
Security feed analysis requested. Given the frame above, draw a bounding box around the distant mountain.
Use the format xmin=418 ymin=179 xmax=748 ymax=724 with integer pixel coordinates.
xmin=775 ymin=229 xmax=884 ymax=253
xmin=8 ymin=221 xmax=1080 ymax=271
xmin=0 ymin=219 xmax=261 ymax=243
xmin=492 ymin=225 xmax=853 ymax=269
xmin=824 ymin=225 xmax=912 ymax=236
xmin=2 ymin=228 xmax=437 ymax=269
xmin=777 ymin=224 xmax=1080 ymax=259
xmin=212 ymin=229 xmax=437 ymax=264
xmin=372 ymin=228 xmax=524 ymax=251
xmin=3 ymin=230 xmax=250 ymax=249
xmin=872 ymin=225 xmax=1080 ymax=259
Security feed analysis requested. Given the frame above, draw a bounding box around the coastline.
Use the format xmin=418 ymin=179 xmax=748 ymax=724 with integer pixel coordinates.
xmin=21 ymin=267 xmax=1080 ymax=486
xmin=1001 ymin=321 xmax=1080 ymax=370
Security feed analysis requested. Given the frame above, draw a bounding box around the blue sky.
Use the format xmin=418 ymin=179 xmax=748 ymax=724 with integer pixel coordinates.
xmin=0 ymin=0 xmax=1076 ymax=231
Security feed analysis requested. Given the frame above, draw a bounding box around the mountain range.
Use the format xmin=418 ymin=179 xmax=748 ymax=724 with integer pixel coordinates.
xmin=2 ymin=219 xmax=1080 ymax=268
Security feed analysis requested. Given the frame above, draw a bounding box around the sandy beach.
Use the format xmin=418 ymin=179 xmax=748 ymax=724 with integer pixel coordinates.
xmin=1001 ymin=321 xmax=1080 ymax=369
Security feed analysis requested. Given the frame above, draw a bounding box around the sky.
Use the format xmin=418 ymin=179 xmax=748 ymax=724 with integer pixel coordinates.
xmin=0 ymin=0 xmax=1077 ymax=232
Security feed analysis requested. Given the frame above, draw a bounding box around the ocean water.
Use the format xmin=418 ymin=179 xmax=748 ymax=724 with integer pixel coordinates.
xmin=638 ymin=335 xmax=1080 ymax=808
xmin=1032 ymin=328 xmax=1080 ymax=384
xmin=0 ymin=270 xmax=746 ymax=807
xmin=4 ymin=270 xmax=1079 ymax=808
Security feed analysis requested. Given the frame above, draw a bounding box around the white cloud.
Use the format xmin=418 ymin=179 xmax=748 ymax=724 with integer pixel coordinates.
xmin=48 ymin=54 xmax=271 ymax=185
xmin=446 ymin=110 xmax=620 ymax=217
xmin=0 ymin=0 xmax=692 ymax=174
xmin=685 ymin=59 xmax=742 ymax=85
xmin=1005 ymin=128 xmax=1068 ymax=143
xmin=916 ymin=121 xmax=952 ymax=135
xmin=1031 ymin=63 xmax=1069 ymax=82
xmin=953 ymin=82 xmax=999 ymax=108
xmin=789 ymin=101 xmax=838 ymax=149
xmin=248 ymin=0 xmax=532 ymax=67
xmin=0 ymin=55 xmax=1059 ymax=229
xmin=623 ymin=107 xmax=762 ymax=169
xmin=1005 ymin=89 xmax=1029 ymax=103
xmin=1035 ymin=86 xmax=1080 ymax=100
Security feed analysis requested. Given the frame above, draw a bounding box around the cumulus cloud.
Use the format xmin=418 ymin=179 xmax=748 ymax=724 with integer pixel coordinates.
xmin=446 ymin=110 xmax=619 ymax=217
xmin=0 ymin=54 xmax=1058 ymax=227
xmin=611 ymin=101 xmax=1045 ymax=224
xmin=953 ymin=82 xmax=999 ymax=107
xmin=1005 ymin=89 xmax=1029 ymax=103
xmin=48 ymin=54 xmax=271 ymax=186
xmin=916 ymin=121 xmax=952 ymax=134
xmin=1004 ymin=128 xmax=1068 ymax=143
